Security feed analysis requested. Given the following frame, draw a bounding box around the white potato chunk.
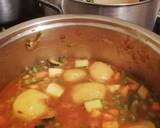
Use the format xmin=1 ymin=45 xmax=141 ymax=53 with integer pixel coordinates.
xmin=84 ymin=99 xmax=103 ymax=112
xmin=63 ymin=69 xmax=86 ymax=82
xmin=127 ymin=120 xmax=155 ymax=128
xmin=46 ymin=82 xmax=64 ymax=98
xmin=13 ymin=89 xmax=49 ymax=120
xmin=75 ymin=59 xmax=89 ymax=68
xmin=108 ymin=84 xmax=121 ymax=93
xmin=89 ymin=61 xmax=114 ymax=83
xmin=72 ymin=82 xmax=106 ymax=103
xmin=48 ymin=68 xmax=63 ymax=78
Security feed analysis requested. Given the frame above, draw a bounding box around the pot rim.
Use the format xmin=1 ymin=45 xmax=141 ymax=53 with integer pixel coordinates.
xmin=73 ymin=0 xmax=151 ymax=7
xmin=0 ymin=14 xmax=160 ymax=52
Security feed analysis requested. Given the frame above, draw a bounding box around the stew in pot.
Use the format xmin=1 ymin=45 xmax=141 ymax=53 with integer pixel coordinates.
xmin=0 ymin=57 xmax=160 ymax=128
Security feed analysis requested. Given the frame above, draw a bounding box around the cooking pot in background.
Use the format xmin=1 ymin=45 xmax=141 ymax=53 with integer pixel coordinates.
xmin=37 ymin=0 xmax=160 ymax=30
xmin=38 ymin=0 xmax=62 ymax=15
xmin=0 ymin=15 xmax=160 ymax=94
xmin=0 ymin=0 xmax=42 ymax=27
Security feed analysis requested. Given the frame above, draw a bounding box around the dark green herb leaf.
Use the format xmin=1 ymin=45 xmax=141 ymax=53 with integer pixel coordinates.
xmin=41 ymin=117 xmax=55 ymax=123
xmin=128 ymin=92 xmax=139 ymax=108
xmin=58 ymin=56 xmax=66 ymax=63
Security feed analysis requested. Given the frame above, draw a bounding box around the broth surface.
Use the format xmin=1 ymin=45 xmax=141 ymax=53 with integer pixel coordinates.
xmin=0 ymin=57 xmax=160 ymax=128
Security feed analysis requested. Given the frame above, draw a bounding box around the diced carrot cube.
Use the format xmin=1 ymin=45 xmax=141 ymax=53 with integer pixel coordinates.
xmin=91 ymin=110 xmax=102 ymax=118
xmin=112 ymin=72 xmax=120 ymax=83
xmin=119 ymin=86 xmax=129 ymax=97
xmin=103 ymin=113 xmax=114 ymax=121
xmin=108 ymin=108 xmax=119 ymax=116
xmin=151 ymin=102 xmax=160 ymax=111
xmin=129 ymin=84 xmax=138 ymax=91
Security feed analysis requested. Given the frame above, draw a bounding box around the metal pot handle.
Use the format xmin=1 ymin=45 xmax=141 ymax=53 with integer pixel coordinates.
xmin=37 ymin=0 xmax=63 ymax=14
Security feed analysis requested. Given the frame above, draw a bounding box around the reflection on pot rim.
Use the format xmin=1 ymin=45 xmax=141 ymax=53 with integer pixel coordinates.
xmin=74 ymin=0 xmax=151 ymax=6
xmin=0 ymin=15 xmax=160 ymax=53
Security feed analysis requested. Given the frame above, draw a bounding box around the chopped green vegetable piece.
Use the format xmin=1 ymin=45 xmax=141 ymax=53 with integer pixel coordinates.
xmin=128 ymin=92 xmax=139 ymax=108
xmin=58 ymin=56 xmax=66 ymax=63
xmin=32 ymin=67 xmax=38 ymax=73
xmin=34 ymin=124 xmax=45 ymax=128
xmin=119 ymin=114 xmax=126 ymax=122
xmin=123 ymin=104 xmax=129 ymax=111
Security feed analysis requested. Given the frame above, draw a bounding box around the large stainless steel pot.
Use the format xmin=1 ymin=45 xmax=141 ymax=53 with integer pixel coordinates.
xmin=0 ymin=0 xmax=41 ymax=26
xmin=38 ymin=0 xmax=160 ymax=30
xmin=0 ymin=15 xmax=160 ymax=94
